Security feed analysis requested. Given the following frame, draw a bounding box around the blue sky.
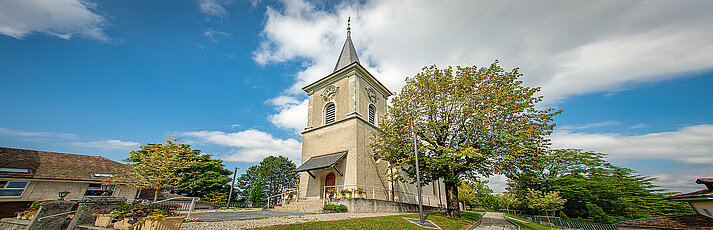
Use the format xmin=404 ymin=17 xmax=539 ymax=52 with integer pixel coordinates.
xmin=1 ymin=0 xmax=712 ymax=193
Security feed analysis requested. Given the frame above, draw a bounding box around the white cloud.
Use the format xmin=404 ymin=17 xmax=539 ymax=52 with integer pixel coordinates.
xmin=266 ymin=96 xmax=308 ymax=133
xmin=558 ymin=121 xmax=621 ymax=131
xmin=0 ymin=0 xmax=110 ymax=41
xmin=183 ymin=129 xmax=301 ymax=163
xmin=198 ymin=0 xmax=230 ymax=17
xmin=203 ymin=28 xmax=231 ymax=43
xmin=73 ymin=139 xmax=139 ymax=150
xmin=0 ymin=127 xmax=76 ymax=139
xmin=255 ymin=0 xmax=713 ymax=123
xmin=551 ymin=124 xmax=713 ymax=164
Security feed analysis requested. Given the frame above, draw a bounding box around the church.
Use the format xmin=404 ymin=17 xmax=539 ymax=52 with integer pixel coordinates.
xmin=275 ymin=20 xmax=446 ymax=213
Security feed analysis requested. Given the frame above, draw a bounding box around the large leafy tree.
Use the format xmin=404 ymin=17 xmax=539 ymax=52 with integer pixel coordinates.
xmin=175 ymin=154 xmax=232 ymax=198
xmin=373 ymin=62 xmax=559 ymax=218
xmin=506 ymin=148 xmax=695 ymax=222
xmin=123 ymin=137 xmax=199 ymax=202
xmin=236 ymin=156 xmax=298 ymax=199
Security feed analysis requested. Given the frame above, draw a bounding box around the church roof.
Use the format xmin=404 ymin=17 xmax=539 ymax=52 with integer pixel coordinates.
xmin=295 ymin=151 xmax=347 ymax=172
xmin=333 ymin=18 xmax=360 ymax=72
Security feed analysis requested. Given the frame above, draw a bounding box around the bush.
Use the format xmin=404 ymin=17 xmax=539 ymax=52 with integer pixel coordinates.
xmin=323 ymin=204 xmax=347 ymax=211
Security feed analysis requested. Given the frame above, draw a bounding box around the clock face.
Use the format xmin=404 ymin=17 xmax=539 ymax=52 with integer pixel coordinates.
xmin=321 ymin=85 xmax=338 ymax=101
xmin=366 ymin=87 xmax=378 ymax=103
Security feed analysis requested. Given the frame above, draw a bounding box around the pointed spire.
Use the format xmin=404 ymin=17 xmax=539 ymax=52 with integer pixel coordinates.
xmin=333 ymin=17 xmax=360 ymax=72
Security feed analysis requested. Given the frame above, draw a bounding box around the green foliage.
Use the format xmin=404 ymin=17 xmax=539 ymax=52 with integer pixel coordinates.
xmin=176 ymin=154 xmax=232 ymax=198
xmin=248 ymin=177 xmax=265 ymax=203
xmin=524 ymin=188 xmax=566 ymax=216
xmin=123 ymin=137 xmax=200 ymax=202
xmin=506 ymin=148 xmax=696 ymax=222
xmin=372 ymin=62 xmax=559 ymax=218
xmin=559 ymin=210 xmax=569 ymax=219
xmin=586 ymin=203 xmax=612 ymax=224
xmin=459 ymin=179 xmax=498 ymax=210
xmin=497 ymin=193 xmax=519 ymax=211
xmin=236 ymin=156 xmax=298 ymax=198
xmin=323 ymin=204 xmax=348 ymax=211
xmin=202 ymin=191 xmax=228 ymax=204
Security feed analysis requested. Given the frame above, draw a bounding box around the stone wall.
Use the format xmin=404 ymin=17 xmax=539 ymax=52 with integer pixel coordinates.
xmin=334 ymin=198 xmax=440 ymax=213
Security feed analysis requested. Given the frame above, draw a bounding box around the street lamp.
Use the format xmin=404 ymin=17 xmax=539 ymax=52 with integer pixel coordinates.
xmin=58 ymin=190 xmax=70 ymax=201
xmin=412 ymin=119 xmax=424 ymax=224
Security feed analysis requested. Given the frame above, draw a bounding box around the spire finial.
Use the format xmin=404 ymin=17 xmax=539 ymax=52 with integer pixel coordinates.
xmin=347 ymin=17 xmax=351 ymax=35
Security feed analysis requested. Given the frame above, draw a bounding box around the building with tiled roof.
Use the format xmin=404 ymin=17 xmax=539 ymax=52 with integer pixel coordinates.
xmin=0 ymin=147 xmax=141 ymax=218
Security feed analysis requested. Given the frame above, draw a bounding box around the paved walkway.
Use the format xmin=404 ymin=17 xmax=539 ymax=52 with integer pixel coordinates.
xmin=472 ymin=212 xmax=517 ymax=230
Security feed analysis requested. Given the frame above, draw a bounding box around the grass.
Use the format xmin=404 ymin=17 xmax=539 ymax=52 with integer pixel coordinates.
xmin=505 ymin=214 xmax=566 ymax=230
xmin=251 ymin=211 xmax=481 ymax=230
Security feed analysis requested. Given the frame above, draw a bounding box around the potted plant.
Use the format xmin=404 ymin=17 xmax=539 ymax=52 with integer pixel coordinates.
xmin=139 ymin=210 xmax=183 ymax=230
xmin=339 ymin=189 xmax=352 ymax=199
xmin=15 ymin=200 xmax=46 ymax=220
xmin=93 ymin=210 xmax=115 ymax=227
xmin=322 ymin=204 xmax=348 ymax=213
xmin=353 ymin=188 xmax=366 ymax=199
xmin=326 ymin=189 xmax=336 ymax=199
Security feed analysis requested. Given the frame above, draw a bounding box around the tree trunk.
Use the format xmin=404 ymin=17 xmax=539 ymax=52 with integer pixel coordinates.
xmin=153 ymin=190 xmax=159 ymax=202
xmin=444 ymin=181 xmax=461 ymax=218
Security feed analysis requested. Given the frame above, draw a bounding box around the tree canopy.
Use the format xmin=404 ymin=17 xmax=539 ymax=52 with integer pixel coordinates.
xmin=123 ymin=137 xmax=199 ymax=202
xmin=506 ymin=148 xmax=695 ymax=222
xmin=372 ymin=62 xmax=559 ymax=218
xmin=175 ymin=153 xmax=232 ymax=198
xmin=236 ymin=156 xmax=298 ymax=200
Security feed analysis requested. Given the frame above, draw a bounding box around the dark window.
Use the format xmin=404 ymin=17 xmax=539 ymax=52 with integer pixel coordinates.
xmin=325 ymin=103 xmax=336 ymax=124
xmin=85 ymin=183 xmax=113 ymax=197
xmin=0 ymin=181 xmax=28 ymax=197
xmin=368 ymin=104 xmax=376 ymax=124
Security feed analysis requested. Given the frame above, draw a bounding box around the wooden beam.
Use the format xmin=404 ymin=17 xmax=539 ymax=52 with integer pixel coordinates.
xmin=331 ymin=165 xmax=343 ymax=177
xmin=307 ymin=171 xmax=316 ymax=179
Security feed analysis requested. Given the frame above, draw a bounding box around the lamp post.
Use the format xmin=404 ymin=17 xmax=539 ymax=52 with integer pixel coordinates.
xmin=226 ymin=167 xmax=239 ymax=208
xmin=413 ymin=119 xmax=424 ymax=224
xmin=58 ymin=190 xmax=70 ymax=201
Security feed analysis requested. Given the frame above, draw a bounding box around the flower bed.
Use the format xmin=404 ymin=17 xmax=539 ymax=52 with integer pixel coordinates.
xmin=96 ymin=204 xmax=183 ymax=230
xmin=322 ymin=204 xmax=348 ymax=213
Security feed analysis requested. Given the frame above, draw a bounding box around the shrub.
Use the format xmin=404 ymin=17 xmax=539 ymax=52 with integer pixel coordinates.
xmin=323 ymin=204 xmax=348 ymax=211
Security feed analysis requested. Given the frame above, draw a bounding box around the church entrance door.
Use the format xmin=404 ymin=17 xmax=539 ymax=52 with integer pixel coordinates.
xmin=324 ymin=172 xmax=335 ymax=197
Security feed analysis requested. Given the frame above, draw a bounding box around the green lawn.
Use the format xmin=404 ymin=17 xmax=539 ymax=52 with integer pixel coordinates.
xmin=505 ymin=214 xmax=566 ymax=230
xmin=252 ymin=211 xmax=481 ymax=230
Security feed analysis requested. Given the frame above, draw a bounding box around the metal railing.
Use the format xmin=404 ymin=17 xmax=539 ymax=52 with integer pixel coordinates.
xmin=151 ymin=196 xmax=200 ymax=219
xmin=507 ymin=212 xmax=622 ymax=230
xmin=322 ymin=184 xmax=439 ymax=207
xmin=266 ymin=188 xmax=299 ymax=208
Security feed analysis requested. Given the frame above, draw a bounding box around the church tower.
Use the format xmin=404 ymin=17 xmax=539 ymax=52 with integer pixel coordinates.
xmin=292 ymin=20 xmax=445 ymax=208
xmin=295 ymin=18 xmax=393 ymax=199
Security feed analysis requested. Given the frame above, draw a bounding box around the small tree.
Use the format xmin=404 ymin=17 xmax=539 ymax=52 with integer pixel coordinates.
xmin=457 ymin=181 xmax=478 ymax=207
xmin=525 ymin=188 xmax=566 ymax=216
xmin=497 ymin=193 xmax=519 ymax=213
xmin=248 ymin=177 xmax=265 ymax=203
xmin=123 ymin=137 xmax=198 ymax=202
xmin=202 ymin=191 xmax=228 ymax=204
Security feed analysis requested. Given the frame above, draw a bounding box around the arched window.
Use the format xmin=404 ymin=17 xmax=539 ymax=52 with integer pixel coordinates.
xmin=368 ymin=104 xmax=376 ymax=125
xmin=325 ymin=103 xmax=336 ymax=124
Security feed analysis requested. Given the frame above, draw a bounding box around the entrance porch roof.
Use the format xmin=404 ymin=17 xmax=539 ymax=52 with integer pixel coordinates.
xmin=295 ymin=152 xmax=347 ymax=173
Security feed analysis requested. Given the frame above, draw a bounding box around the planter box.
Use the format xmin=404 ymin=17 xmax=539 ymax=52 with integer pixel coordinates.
xmin=139 ymin=216 xmax=184 ymax=230
xmin=94 ymin=214 xmax=116 ymax=227
xmin=339 ymin=193 xmax=352 ymax=199
xmin=113 ymin=219 xmax=136 ymax=230
xmin=354 ymin=193 xmax=366 ymax=199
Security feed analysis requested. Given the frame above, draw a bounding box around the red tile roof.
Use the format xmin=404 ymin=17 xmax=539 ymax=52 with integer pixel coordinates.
xmin=0 ymin=147 xmax=137 ymax=183
xmin=615 ymin=214 xmax=713 ymax=229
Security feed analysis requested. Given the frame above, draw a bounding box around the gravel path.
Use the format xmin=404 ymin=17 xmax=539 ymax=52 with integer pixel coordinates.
xmin=180 ymin=212 xmax=404 ymax=230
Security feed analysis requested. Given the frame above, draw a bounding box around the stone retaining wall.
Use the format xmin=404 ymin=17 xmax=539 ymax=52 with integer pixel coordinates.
xmin=333 ymin=198 xmax=440 ymax=213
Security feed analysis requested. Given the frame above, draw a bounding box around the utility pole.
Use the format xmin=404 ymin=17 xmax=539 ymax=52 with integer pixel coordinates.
xmin=226 ymin=167 xmax=239 ymax=208
xmin=413 ymin=119 xmax=424 ymax=224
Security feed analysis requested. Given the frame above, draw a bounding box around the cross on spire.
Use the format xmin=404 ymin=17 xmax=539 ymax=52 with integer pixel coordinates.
xmin=333 ymin=17 xmax=360 ymax=72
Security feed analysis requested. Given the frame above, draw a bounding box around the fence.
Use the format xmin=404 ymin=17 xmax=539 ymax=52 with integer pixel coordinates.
xmin=508 ymin=212 xmax=622 ymax=230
